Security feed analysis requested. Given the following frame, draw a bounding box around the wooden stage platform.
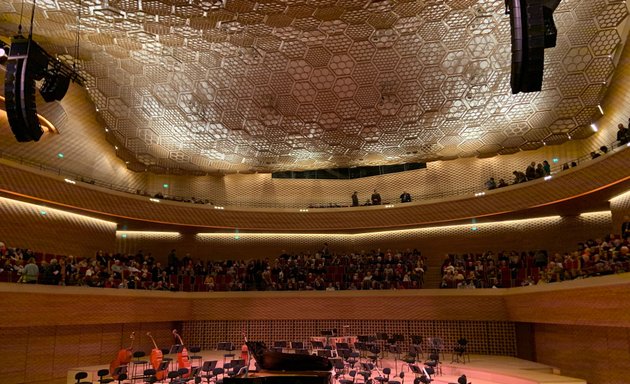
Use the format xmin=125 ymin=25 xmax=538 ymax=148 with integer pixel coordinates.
xmin=68 ymin=350 xmax=586 ymax=384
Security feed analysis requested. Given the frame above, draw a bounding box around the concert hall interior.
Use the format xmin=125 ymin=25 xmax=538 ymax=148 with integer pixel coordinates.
xmin=1 ymin=1 xmax=630 ymax=384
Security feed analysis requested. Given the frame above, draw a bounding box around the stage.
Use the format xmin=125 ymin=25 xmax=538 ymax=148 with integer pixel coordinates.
xmin=68 ymin=350 xmax=586 ymax=384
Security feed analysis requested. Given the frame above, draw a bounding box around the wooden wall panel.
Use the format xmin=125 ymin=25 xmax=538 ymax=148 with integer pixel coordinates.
xmin=534 ymin=324 xmax=630 ymax=384
xmin=504 ymin=275 xmax=630 ymax=327
xmin=0 ymin=148 xmax=628 ymax=232
xmin=0 ymin=327 xmax=28 ymax=384
xmin=25 ymin=326 xmax=56 ymax=383
xmin=0 ymin=196 xmax=117 ymax=257
xmin=0 ymin=322 xmax=175 ymax=384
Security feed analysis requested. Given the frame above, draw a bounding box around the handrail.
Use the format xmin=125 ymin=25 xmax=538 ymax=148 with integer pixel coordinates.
xmin=0 ymin=138 xmax=626 ymax=209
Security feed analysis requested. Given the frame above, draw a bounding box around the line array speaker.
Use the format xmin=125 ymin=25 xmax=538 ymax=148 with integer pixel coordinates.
xmin=510 ymin=0 xmax=546 ymax=94
xmin=4 ymin=37 xmax=49 ymax=142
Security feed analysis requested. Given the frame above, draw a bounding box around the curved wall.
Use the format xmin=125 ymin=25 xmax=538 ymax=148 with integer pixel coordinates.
xmin=1 ymin=146 xmax=629 ymax=233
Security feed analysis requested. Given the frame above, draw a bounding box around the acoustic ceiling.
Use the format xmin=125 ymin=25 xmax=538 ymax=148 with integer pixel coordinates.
xmin=0 ymin=0 xmax=627 ymax=174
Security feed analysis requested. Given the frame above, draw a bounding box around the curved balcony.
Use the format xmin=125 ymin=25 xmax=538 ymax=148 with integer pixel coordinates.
xmin=0 ymin=146 xmax=628 ymax=232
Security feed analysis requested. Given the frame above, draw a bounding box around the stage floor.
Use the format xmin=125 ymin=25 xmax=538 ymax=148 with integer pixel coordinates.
xmin=68 ymin=350 xmax=586 ymax=384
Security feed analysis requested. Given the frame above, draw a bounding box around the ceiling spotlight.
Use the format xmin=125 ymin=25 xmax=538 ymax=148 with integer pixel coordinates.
xmin=591 ymin=123 xmax=598 ymax=132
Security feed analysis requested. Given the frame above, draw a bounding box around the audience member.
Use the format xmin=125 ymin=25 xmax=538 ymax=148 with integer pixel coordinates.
xmin=400 ymin=191 xmax=411 ymax=203
xmin=485 ymin=177 xmax=496 ymax=190
xmin=512 ymin=171 xmax=526 ymax=184
xmin=622 ymin=216 xmax=630 ymax=240
xmin=542 ymin=160 xmax=551 ymax=176
xmin=535 ymin=163 xmax=545 ymax=178
xmin=497 ymin=179 xmax=508 ymax=188
xmin=371 ymin=189 xmax=382 ymax=205
xmin=617 ymin=123 xmax=629 ymax=145
xmin=351 ymin=191 xmax=359 ymax=207
xmin=525 ymin=162 xmax=536 ymax=180
xmin=600 ymin=146 xmax=609 ymax=154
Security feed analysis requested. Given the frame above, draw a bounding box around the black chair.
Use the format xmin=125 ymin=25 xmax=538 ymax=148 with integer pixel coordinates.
xmin=189 ymin=346 xmax=203 ymax=367
xmin=451 ymin=338 xmax=470 ymax=364
xmin=402 ymin=351 xmax=417 ymax=371
xmin=338 ymin=370 xmax=357 ymax=384
xmin=96 ymin=369 xmax=114 ymax=384
xmin=116 ymin=373 xmax=128 ymax=384
xmin=389 ymin=371 xmax=405 ymax=384
xmin=141 ymin=368 xmax=157 ymax=384
xmin=447 ymin=374 xmax=469 ymax=384
xmin=167 ymin=370 xmax=181 ymax=383
xmin=424 ymin=353 xmax=441 ymax=376
xmin=75 ymin=372 xmax=91 ymax=384
xmin=332 ymin=358 xmax=346 ymax=378
xmin=201 ymin=360 xmax=218 ymax=383
xmin=429 ymin=338 xmax=444 ymax=361
xmin=374 ymin=367 xmax=391 ymax=384
xmin=212 ymin=367 xmax=225 ymax=383
xmin=132 ymin=351 xmax=149 ymax=374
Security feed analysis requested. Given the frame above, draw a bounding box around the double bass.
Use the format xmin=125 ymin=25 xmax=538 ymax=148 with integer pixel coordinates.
xmin=110 ymin=332 xmax=134 ymax=379
xmin=147 ymin=332 xmax=167 ymax=381
xmin=173 ymin=329 xmax=192 ymax=378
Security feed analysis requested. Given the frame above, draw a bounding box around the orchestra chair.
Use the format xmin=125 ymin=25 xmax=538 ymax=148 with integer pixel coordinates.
xmin=357 ymin=370 xmax=372 ymax=384
xmin=374 ymin=367 xmax=391 ymax=384
xmin=96 ymin=369 xmax=115 ymax=384
xmin=429 ymin=338 xmax=444 ymax=361
xmin=167 ymin=370 xmax=181 ymax=383
xmin=211 ymin=367 xmax=225 ymax=384
xmin=451 ymin=338 xmax=470 ymax=364
xmin=331 ymin=357 xmax=346 ymax=378
xmin=116 ymin=373 xmax=128 ymax=384
xmin=389 ymin=371 xmax=405 ymax=384
xmin=401 ymin=351 xmax=417 ymax=371
xmin=140 ymin=369 xmax=157 ymax=384
xmin=200 ymin=360 xmax=218 ymax=383
xmin=338 ymin=370 xmax=357 ymax=384
xmin=424 ymin=353 xmax=442 ymax=376
xmin=132 ymin=351 xmax=149 ymax=377
xmin=188 ymin=346 xmax=203 ymax=367
xmin=74 ymin=372 xmax=92 ymax=384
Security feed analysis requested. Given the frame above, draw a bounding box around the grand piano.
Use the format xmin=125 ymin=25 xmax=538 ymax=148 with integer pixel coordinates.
xmin=224 ymin=341 xmax=332 ymax=384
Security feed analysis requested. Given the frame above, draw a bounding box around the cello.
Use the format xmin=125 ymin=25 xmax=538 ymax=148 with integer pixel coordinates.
xmin=147 ymin=332 xmax=167 ymax=381
xmin=110 ymin=332 xmax=134 ymax=379
xmin=173 ymin=329 xmax=192 ymax=378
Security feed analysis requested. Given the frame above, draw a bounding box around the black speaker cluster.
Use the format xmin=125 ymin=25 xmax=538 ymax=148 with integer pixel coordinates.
xmin=4 ymin=35 xmax=82 ymax=142
xmin=508 ymin=0 xmax=560 ymax=94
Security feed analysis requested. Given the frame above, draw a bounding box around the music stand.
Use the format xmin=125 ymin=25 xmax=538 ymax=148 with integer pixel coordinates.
xmin=169 ymin=344 xmax=184 ymax=354
xmin=388 ymin=345 xmax=401 ymax=374
xmin=157 ymin=361 xmax=169 ymax=375
xmin=317 ymin=349 xmax=333 ymax=358
xmin=320 ymin=330 xmax=334 ymax=347
xmin=311 ymin=340 xmax=325 ymax=350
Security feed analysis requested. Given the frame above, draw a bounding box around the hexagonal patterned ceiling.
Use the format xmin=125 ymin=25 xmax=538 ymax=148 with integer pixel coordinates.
xmin=0 ymin=0 xmax=627 ymax=174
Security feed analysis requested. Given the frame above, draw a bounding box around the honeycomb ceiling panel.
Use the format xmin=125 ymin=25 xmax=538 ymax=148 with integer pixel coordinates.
xmin=0 ymin=0 xmax=627 ymax=174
